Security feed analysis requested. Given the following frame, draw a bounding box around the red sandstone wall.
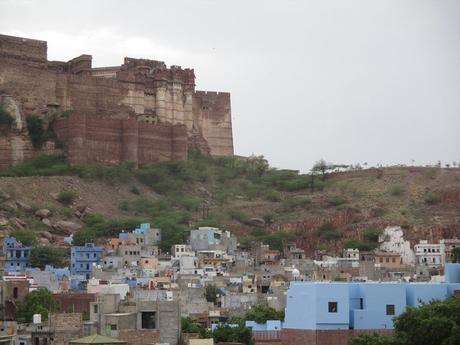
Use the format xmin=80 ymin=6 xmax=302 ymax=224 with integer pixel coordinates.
xmin=281 ymin=329 xmax=394 ymax=345
xmin=193 ymin=91 xmax=233 ymax=156
xmin=54 ymin=115 xmax=187 ymax=166
xmin=52 ymin=293 xmax=96 ymax=315
xmin=0 ymin=34 xmax=47 ymax=64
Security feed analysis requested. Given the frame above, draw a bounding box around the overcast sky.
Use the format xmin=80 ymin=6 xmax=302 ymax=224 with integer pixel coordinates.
xmin=1 ymin=0 xmax=459 ymax=171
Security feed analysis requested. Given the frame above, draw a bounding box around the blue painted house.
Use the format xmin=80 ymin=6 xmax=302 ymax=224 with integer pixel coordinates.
xmin=70 ymin=243 xmax=103 ymax=279
xmin=284 ymin=263 xmax=460 ymax=331
xmin=3 ymin=237 xmax=32 ymax=272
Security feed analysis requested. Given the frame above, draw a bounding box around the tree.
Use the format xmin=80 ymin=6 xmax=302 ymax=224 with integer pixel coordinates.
xmin=205 ymin=284 xmax=223 ymax=304
xmin=213 ymin=324 xmax=254 ymax=345
xmin=452 ymin=247 xmax=460 ymax=263
xmin=392 ymin=297 xmax=460 ymax=345
xmin=15 ymin=288 xmax=59 ymax=323
xmin=350 ymin=333 xmax=394 ymax=345
xmin=312 ymin=159 xmax=329 ymax=181
xmin=181 ymin=317 xmax=212 ymax=338
xmin=244 ymin=305 xmax=284 ymax=324
xmin=31 ymin=246 xmax=68 ymax=269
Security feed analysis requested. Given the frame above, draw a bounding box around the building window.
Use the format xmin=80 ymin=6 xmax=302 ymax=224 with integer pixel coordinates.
xmin=359 ymin=298 xmax=363 ymax=310
xmin=13 ymin=287 xmax=18 ymax=299
xmin=386 ymin=258 xmax=389 ymax=263
xmin=110 ymin=324 xmax=117 ymax=330
xmin=93 ymin=304 xmax=98 ymax=314
xmin=328 ymin=302 xmax=338 ymax=313
xmin=392 ymin=258 xmax=396 ymax=263
xmin=141 ymin=312 xmax=156 ymax=329
xmin=386 ymin=304 xmax=395 ymax=315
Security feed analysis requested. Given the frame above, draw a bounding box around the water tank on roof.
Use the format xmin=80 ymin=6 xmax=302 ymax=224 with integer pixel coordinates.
xmin=292 ymin=268 xmax=300 ymax=278
xmin=33 ymin=314 xmax=42 ymax=324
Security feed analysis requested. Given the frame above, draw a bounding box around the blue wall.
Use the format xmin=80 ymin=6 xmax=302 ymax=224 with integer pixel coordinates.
xmin=70 ymin=243 xmax=103 ymax=279
xmin=351 ymin=283 xmax=406 ymax=330
xmin=284 ymin=265 xmax=460 ymax=331
xmin=3 ymin=237 xmax=31 ymax=272
xmin=285 ymin=282 xmax=349 ymax=330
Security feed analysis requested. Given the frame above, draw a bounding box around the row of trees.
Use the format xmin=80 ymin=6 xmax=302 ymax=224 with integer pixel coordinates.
xmin=182 ymin=304 xmax=284 ymax=345
xmin=351 ymin=297 xmax=460 ymax=345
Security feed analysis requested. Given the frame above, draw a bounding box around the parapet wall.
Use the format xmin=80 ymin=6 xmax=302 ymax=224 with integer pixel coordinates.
xmin=53 ymin=114 xmax=187 ymax=166
xmin=0 ymin=34 xmax=47 ymax=64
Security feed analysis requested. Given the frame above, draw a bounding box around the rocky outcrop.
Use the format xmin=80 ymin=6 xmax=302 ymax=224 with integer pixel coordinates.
xmin=52 ymin=220 xmax=82 ymax=235
xmin=35 ymin=209 xmax=52 ymax=219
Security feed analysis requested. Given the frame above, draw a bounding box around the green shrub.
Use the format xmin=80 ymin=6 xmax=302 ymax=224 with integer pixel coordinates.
xmin=389 ymin=184 xmax=405 ymax=197
xmin=279 ymin=196 xmax=311 ymax=212
xmin=61 ymin=109 xmax=74 ymax=118
xmin=363 ymin=228 xmax=382 ymax=242
xmin=57 ymin=191 xmax=76 ymax=205
xmin=344 ymin=240 xmax=378 ymax=251
xmin=0 ymin=155 xmax=70 ymax=177
xmin=264 ymin=189 xmax=282 ymax=202
xmin=228 ymin=209 xmax=249 ymax=223
xmin=424 ymin=192 xmax=440 ymax=205
xmin=130 ymin=186 xmax=140 ymax=195
xmin=315 ymin=223 xmax=342 ymax=241
xmin=244 ymin=305 xmax=284 ymax=323
xmin=328 ymin=196 xmax=347 ymax=206
xmin=26 ymin=115 xmax=46 ymax=148
xmin=11 ymin=230 xmax=37 ymax=246
xmin=423 ymin=168 xmax=437 ymax=180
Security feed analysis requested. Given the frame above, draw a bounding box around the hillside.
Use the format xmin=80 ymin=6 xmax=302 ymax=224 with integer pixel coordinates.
xmin=0 ymin=154 xmax=459 ymax=256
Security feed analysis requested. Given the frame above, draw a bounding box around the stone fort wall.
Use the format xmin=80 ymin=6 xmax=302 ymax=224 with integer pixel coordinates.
xmin=53 ymin=115 xmax=187 ymax=166
xmin=0 ymin=33 xmax=233 ymax=167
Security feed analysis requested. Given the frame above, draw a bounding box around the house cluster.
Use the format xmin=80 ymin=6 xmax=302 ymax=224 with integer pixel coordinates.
xmin=310 ymin=227 xmax=460 ymax=283
xmin=0 ymin=223 xmax=459 ymax=345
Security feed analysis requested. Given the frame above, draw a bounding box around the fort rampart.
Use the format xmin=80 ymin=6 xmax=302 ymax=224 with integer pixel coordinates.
xmin=0 ymin=33 xmax=233 ymax=167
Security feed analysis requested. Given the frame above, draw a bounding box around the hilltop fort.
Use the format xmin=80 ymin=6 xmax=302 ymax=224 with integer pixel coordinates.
xmin=0 ymin=34 xmax=233 ymax=168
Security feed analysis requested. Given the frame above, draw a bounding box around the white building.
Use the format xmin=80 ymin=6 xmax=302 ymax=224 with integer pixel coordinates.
xmin=171 ymin=244 xmax=194 ymax=258
xmin=379 ymin=226 xmax=415 ymax=265
xmin=414 ymin=240 xmax=443 ymax=268
xmin=343 ymin=248 xmax=359 ymax=261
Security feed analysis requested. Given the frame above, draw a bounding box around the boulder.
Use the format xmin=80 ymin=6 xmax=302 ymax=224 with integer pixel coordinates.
xmin=248 ymin=217 xmax=266 ymax=227
xmin=15 ymin=201 xmax=32 ymax=211
xmin=41 ymin=231 xmax=53 ymax=241
xmin=0 ymin=189 xmax=11 ymax=201
xmin=9 ymin=218 xmax=25 ymax=229
xmin=76 ymin=204 xmax=87 ymax=214
xmin=52 ymin=220 xmax=82 ymax=235
xmin=50 ymin=192 xmax=59 ymax=200
xmin=35 ymin=209 xmax=52 ymax=219
xmin=0 ymin=202 xmax=17 ymax=212
xmin=0 ymin=217 xmax=8 ymax=227
xmin=39 ymin=238 xmax=50 ymax=245
xmin=42 ymin=218 xmax=52 ymax=227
